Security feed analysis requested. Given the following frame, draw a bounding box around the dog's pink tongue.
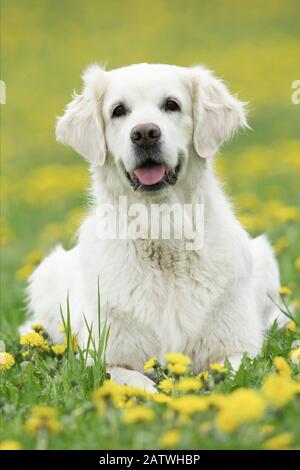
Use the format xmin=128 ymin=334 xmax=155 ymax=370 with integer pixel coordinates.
xmin=133 ymin=165 xmax=166 ymax=185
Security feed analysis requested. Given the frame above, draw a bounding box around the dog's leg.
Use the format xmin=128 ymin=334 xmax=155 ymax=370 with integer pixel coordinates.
xmin=107 ymin=366 xmax=157 ymax=393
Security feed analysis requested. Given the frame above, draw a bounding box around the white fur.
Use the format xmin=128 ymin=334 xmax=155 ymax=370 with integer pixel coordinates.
xmin=21 ymin=63 xmax=281 ymax=392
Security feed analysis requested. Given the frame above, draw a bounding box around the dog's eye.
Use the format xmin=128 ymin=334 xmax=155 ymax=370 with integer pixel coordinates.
xmin=164 ymin=99 xmax=180 ymax=112
xmin=112 ymin=104 xmax=127 ymax=118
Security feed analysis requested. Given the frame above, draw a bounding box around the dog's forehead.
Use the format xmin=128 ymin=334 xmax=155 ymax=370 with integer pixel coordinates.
xmin=105 ymin=63 xmax=188 ymax=100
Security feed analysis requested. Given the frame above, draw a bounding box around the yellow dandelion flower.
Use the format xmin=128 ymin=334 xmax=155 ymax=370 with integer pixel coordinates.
xmin=165 ymin=353 xmax=191 ymax=365
xmin=290 ymin=346 xmax=300 ymax=364
xmin=262 ymin=374 xmax=299 ymax=407
xmin=285 ymin=320 xmax=297 ymax=336
xmin=0 ymin=440 xmax=23 ymax=450
xmin=51 ymin=344 xmax=66 ymax=356
xmin=207 ymin=393 xmax=228 ymax=409
xmin=121 ymin=385 xmax=150 ymax=400
xmin=95 ymin=399 xmax=106 ymax=415
xmin=169 ymin=395 xmax=209 ymax=416
xmin=122 ymin=405 xmax=155 ymax=424
xmin=0 ymin=352 xmax=15 ymax=371
xmin=158 ymin=378 xmax=174 ymax=394
xmin=25 ymin=250 xmax=43 ymax=266
xmin=93 ymin=380 xmax=124 ymax=401
xmin=273 ymin=356 xmax=291 ymax=376
xmin=216 ymin=409 xmax=238 ymax=433
xmin=31 ymin=405 xmax=58 ymax=419
xmin=144 ymin=357 xmax=157 ymax=372
xmin=25 ymin=416 xmax=61 ymax=434
xmin=295 ymin=256 xmax=300 ymax=270
xmin=31 ymin=324 xmax=44 ymax=332
xmin=210 ymin=363 xmax=228 ymax=373
xmin=175 ymin=377 xmax=203 ymax=392
xmin=263 ymin=432 xmax=293 ymax=450
xmin=275 ymin=206 xmax=299 ymax=223
xmin=167 ymin=363 xmax=189 ymax=375
xmin=198 ymin=370 xmax=209 ymax=381
xmin=16 ymin=264 xmax=34 ymax=281
xmin=25 ymin=406 xmax=61 ymax=434
xmin=159 ymin=429 xmax=181 ymax=448
xmin=20 ymin=332 xmax=49 ymax=351
xmin=215 ymin=388 xmax=266 ymax=433
xmin=279 ymin=286 xmax=292 ymax=296
xmin=259 ymin=424 xmax=275 ymax=435
xmin=151 ymin=393 xmax=171 ymax=405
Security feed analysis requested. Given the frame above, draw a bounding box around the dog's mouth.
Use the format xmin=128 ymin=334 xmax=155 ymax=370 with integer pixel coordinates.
xmin=124 ymin=159 xmax=181 ymax=192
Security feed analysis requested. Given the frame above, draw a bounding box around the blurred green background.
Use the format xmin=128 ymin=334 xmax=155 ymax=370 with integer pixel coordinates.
xmin=1 ymin=0 xmax=300 ymax=336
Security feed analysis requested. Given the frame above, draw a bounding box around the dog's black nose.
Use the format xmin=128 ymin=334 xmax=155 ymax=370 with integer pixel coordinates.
xmin=130 ymin=123 xmax=161 ymax=148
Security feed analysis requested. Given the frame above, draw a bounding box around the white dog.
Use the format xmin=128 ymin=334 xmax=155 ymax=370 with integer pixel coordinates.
xmin=22 ymin=63 xmax=281 ymax=392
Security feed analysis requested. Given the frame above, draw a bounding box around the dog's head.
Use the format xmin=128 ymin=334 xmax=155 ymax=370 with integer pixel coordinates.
xmin=56 ymin=63 xmax=248 ymax=195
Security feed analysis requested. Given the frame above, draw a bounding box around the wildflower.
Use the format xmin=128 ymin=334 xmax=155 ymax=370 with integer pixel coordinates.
xmin=285 ymin=320 xmax=297 ymax=336
xmin=51 ymin=344 xmax=66 ymax=356
xmin=0 ymin=440 xmax=22 ymax=450
xmin=16 ymin=250 xmax=43 ymax=280
xmin=25 ymin=406 xmax=61 ymax=434
xmin=122 ymin=405 xmax=155 ymax=424
xmin=175 ymin=377 xmax=203 ymax=393
xmin=290 ymin=346 xmax=300 ymax=364
xmin=262 ymin=374 xmax=299 ymax=407
xmin=169 ymin=395 xmax=209 ymax=416
xmin=207 ymin=393 xmax=228 ymax=409
xmin=295 ymin=256 xmax=300 ymax=270
xmin=25 ymin=250 xmax=43 ymax=265
xmin=93 ymin=380 xmax=124 ymax=401
xmin=167 ymin=363 xmax=189 ymax=375
xmin=216 ymin=409 xmax=237 ymax=433
xmin=0 ymin=352 xmax=15 ymax=371
xmin=151 ymin=393 xmax=171 ymax=405
xmin=273 ymin=356 xmax=291 ymax=376
xmin=159 ymin=429 xmax=181 ymax=448
xmin=16 ymin=264 xmax=34 ymax=281
xmin=198 ymin=371 xmax=209 ymax=381
xmin=144 ymin=357 xmax=157 ymax=372
xmin=31 ymin=324 xmax=44 ymax=332
xmin=165 ymin=353 xmax=191 ymax=365
xmin=259 ymin=424 xmax=275 ymax=435
xmin=158 ymin=378 xmax=174 ymax=394
xmin=210 ymin=363 xmax=228 ymax=374
xmin=263 ymin=432 xmax=293 ymax=450
xmin=216 ymin=389 xmax=266 ymax=433
xmin=20 ymin=332 xmax=49 ymax=351
xmin=279 ymin=286 xmax=292 ymax=296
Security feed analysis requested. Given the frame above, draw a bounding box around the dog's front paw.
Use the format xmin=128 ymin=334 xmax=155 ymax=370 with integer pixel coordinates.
xmin=107 ymin=366 xmax=157 ymax=393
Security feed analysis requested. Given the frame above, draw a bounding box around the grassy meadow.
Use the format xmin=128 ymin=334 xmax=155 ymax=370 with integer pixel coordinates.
xmin=1 ymin=0 xmax=300 ymax=450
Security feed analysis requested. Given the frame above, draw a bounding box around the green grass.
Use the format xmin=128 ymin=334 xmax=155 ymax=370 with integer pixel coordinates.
xmin=1 ymin=0 xmax=300 ymax=450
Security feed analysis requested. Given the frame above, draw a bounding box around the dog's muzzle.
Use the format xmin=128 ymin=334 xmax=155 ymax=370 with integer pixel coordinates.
xmin=122 ymin=123 xmax=181 ymax=192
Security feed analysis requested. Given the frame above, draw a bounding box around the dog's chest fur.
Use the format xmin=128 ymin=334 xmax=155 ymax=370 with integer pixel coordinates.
xmin=81 ymin=229 xmax=233 ymax=370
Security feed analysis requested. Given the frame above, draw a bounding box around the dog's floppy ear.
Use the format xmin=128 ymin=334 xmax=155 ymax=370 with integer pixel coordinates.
xmin=190 ymin=66 xmax=248 ymax=158
xmin=56 ymin=64 xmax=107 ymax=166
